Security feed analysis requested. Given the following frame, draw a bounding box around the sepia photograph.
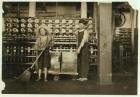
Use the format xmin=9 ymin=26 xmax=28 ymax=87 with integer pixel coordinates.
xmin=1 ymin=0 xmax=138 ymax=95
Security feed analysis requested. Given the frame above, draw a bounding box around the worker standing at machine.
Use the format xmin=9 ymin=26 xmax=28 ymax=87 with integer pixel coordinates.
xmin=77 ymin=19 xmax=89 ymax=82
xmin=34 ymin=24 xmax=53 ymax=82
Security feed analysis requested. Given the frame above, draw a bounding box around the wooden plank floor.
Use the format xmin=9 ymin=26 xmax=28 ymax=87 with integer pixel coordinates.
xmin=2 ymin=73 xmax=137 ymax=94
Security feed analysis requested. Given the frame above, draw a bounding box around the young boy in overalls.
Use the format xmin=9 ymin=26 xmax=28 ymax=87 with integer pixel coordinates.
xmin=77 ymin=19 xmax=89 ymax=82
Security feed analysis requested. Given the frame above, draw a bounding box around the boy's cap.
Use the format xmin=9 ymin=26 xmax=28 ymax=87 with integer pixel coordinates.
xmin=79 ymin=19 xmax=88 ymax=25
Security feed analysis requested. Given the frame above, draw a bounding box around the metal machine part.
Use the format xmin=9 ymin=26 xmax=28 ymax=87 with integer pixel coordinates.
xmin=61 ymin=52 xmax=78 ymax=75
xmin=48 ymin=52 xmax=61 ymax=74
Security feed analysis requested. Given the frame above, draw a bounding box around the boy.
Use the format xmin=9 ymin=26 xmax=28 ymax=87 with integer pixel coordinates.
xmin=77 ymin=19 xmax=89 ymax=82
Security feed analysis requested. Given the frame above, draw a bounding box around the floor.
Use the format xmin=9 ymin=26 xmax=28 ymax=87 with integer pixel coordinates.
xmin=2 ymin=73 xmax=137 ymax=95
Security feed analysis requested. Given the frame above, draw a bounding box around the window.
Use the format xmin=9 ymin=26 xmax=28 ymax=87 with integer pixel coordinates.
xmin=3 ymin=2 xmax=29 ymax=17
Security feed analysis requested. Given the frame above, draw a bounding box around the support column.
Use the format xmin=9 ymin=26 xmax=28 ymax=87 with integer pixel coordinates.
xmin=29 ymin=2 xmax=36 ymax=17
xmin=93 ymin=2 xmax=98 ymax=20
xmin=130 ymin=9 xmax=137 ymax=54
xmin=99 ymin=3 xmax=112 ymax=85
xmin=81 ymin=2 xmax=87 ymax=18
xmin=130 ymin=9 xmax=138 ymax=73
xmin=93 ymin=2 xmax=98 ymax=39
